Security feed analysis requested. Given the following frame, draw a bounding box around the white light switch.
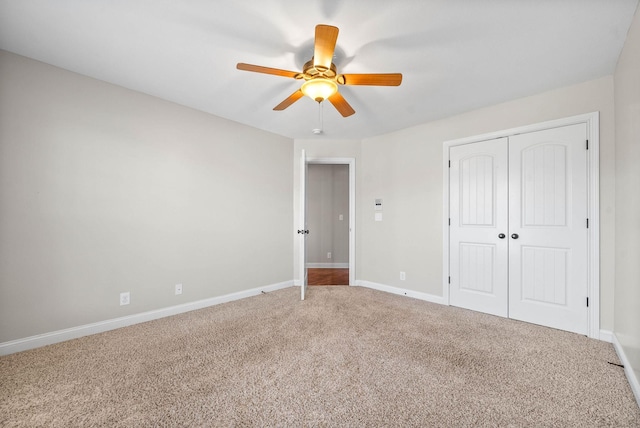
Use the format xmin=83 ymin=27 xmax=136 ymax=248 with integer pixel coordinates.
xmin=339 ymin=214 xmax=344 ymax=221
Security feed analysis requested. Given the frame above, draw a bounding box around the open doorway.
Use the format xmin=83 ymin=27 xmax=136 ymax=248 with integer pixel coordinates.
xmin=306 ymin=163 xmax=350 ymax=286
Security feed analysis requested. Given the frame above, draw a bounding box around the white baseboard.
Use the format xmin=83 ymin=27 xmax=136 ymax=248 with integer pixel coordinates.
xmin=355 ymin=280 xmax=447 ymax=305
xmin=612 ymin=333 xmax=640 ymax=407
xmin=599 ymin=329 xmax=614 ymax=343
xmin=306 ymin=263 xmax=349 ymax=268
xmin=0 ymin=280 xmax=294 ymax=356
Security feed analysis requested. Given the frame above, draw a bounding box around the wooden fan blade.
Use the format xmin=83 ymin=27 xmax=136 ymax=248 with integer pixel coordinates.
xmin=313 ymin=25 xmax=339 ymax=70
xmin=273 ymin=90 xmax=305 ymax=111
xmin=339 ymin=73 xmax=403 ymax=86
xmin=237 ymin=63 xmax=300 ymax=79
xmin=327 ymin=91 xmax=355 ymax=117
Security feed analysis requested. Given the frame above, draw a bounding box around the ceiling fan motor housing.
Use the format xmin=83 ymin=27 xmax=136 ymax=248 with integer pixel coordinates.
xmin=300 ymin=59 xmax=338 ymax=80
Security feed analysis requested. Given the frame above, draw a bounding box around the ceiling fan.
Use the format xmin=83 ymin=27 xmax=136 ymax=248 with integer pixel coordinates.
xmin=236 ymin=24 xmax=402 ymax=117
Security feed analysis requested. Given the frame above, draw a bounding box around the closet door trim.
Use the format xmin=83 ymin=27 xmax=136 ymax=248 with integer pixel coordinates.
xmin=442 ymin=112 xmax=600 ymax=339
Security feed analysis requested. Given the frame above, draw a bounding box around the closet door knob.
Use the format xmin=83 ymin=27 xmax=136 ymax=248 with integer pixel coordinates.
xmin=511 ymin=233 xmax=519 ymax=239
xmin=498 ymin=233 xmax=506 ymax=239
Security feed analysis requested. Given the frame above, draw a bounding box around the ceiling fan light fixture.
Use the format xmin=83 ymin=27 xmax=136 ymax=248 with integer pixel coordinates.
xmin=301 ymin=78 xmax=337 ymax=102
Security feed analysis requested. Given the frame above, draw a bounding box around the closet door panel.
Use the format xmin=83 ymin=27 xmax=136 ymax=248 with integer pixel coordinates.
xmin=449 ymin=138 xmax=508 ymax=317
xmin=508 ymin=124 xmax=588 ymax=335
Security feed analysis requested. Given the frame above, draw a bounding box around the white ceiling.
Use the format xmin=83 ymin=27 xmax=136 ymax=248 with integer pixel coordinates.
xmin=0 ymin=0 xmax=637 ymax=140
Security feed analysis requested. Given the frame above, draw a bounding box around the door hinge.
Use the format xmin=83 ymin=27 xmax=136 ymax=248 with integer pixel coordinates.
xmin=586 ymin=297 xmax=589 ymax=307
xmin=586 ymin=139 xmax=589 ymax=150
xmin=448 ymin=160 xmax=451 ymax=168
xmin=586 ymin=218 xmax=589 ymax=229
xmin=448 ymin=276 xmax=451 ymax=284
xmin=448 ymin=218 xmax=451 ymax=226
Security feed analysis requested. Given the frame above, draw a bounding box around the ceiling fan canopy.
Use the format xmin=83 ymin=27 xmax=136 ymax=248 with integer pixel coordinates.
xmin=237 ymin=24 xmax=402 ymax=117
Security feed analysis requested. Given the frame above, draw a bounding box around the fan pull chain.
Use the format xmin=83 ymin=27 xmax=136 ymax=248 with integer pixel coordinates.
xmin=312 ymin=101 xmax=324 ymax=135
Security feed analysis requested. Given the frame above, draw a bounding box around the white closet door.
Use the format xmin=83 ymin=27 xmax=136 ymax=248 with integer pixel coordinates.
xmin=508 ymin=124 xmax=588 ymax=334
xmin=449 ymin=138 xmax=509 ymax=317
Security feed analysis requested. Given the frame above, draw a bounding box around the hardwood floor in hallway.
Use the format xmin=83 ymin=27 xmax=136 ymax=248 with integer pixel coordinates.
xmin=308 ymin=268 xmax=349 ymax=286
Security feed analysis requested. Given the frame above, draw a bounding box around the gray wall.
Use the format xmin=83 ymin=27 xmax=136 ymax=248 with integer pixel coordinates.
xmin=359 ymin=76 xmax=616 ymax=330
xmin=306 ymin=164 xmax=349 ymax=265
xmin=614 ymin=4 xmax=640 ymax=390
xmin=0 ymin=50 xmax=293 ymax=343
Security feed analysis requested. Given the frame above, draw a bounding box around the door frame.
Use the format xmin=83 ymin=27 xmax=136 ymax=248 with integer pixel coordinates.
xmin=442 ymin=112 xmax=600 ymax=339
xmin=304 ymin=157 xmax=356 ymax=286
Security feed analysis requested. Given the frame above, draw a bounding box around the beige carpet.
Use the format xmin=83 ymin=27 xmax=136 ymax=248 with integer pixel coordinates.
xmin=1 ymin=286 xmax=638 ymax=427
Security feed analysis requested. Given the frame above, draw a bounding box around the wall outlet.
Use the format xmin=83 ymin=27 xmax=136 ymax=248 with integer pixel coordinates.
xmin=400 ymin=271 xmax=406 ymax=281
xmin=120 ymin=292 xmax=130 ymax=306
xmin=327 ymin=252 xmax=332 ymax=259
xmin=175 ymin=283 xmax=183 ymax=295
